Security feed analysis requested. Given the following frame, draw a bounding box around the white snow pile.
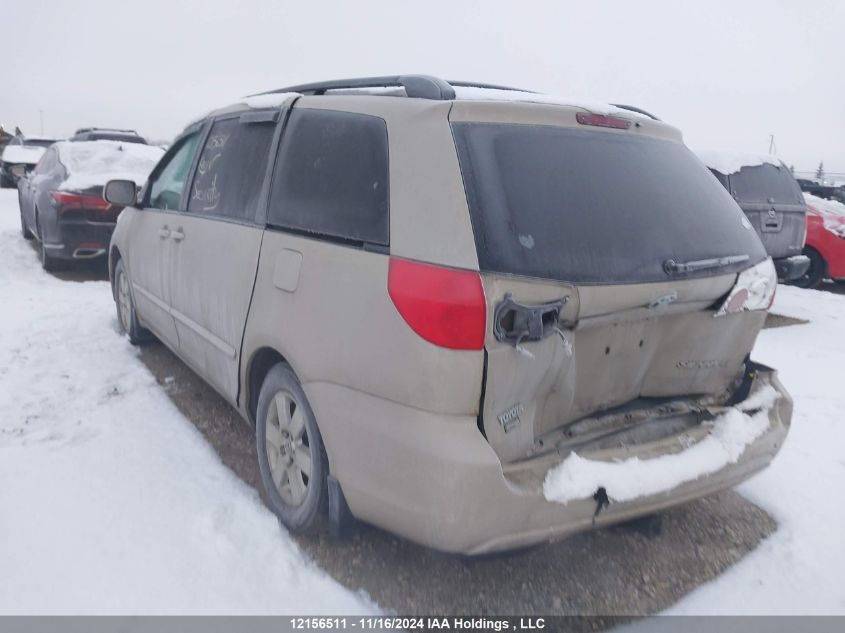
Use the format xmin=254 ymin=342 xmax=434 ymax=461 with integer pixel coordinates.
xmin=0 ymin=189 xmax=374 ymax=615
xmin=1 ymin=144 xmax=46 ymax=165
xmin=804 ymin=191 xmax=845 ymax=228
xmin=453 ymin=86 xmax=654 ymax=120
xmin=695 ymin=149 xmax=782 ymax=175
xmin=804 ymin=192 xmax=845 ymax=217
xmin=668 ymin=284 xmax=845 ymax=614
xmin=543 ymin=386 xmax=780 ymax=505
xmin=56 ymin=140 xmax=164 ymax=192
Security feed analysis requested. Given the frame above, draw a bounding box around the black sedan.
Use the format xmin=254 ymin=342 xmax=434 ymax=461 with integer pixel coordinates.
xmin=18 ymin=140 xmax=163 ymax=271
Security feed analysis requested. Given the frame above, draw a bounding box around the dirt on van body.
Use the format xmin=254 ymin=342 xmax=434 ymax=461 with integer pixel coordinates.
xmin=138 ymin=340 xmax=776 ymax=618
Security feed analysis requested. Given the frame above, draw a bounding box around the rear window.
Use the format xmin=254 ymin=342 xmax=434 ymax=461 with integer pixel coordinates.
xmin=729 ymin=163 xmax=803 ymax=205
xmin=86 ymin=133 xmax=146 ymax=144
xmin=452 ymin=123 xmax=767 ymax=284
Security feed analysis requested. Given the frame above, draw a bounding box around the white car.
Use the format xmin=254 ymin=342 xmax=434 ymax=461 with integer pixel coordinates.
xmin=0 ymin=136 xmax=60 ymax=188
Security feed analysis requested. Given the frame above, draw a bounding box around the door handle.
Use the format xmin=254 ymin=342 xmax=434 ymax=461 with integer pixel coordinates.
xmin=171 ymin=228 xmax=185 ymax=242
xmin=158 ymin=226 xmax=170 ymax=239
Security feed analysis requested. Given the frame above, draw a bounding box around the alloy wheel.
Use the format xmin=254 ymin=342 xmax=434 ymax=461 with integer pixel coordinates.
xmin=117 ymin=271 xmax=132 ymax=333
xmin=265 ymin=389 xmax=313 ymax=506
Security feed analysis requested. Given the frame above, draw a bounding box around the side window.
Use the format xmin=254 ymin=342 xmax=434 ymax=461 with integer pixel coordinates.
xmin=267 ymin=109 xmax=389 ymax=246
xmin=148 ymin=132 xmax=200 ymax=210
xmin=187 ymin=116 xmax=276 ymax=221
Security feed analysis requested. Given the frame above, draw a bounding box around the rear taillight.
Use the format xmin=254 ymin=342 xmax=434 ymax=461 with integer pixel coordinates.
xmin=388 ymin=257 xmax=486 ymax=350
xmin=715 ymin=258 xmax=777 ymax=316
xmin=575 ymin=112 xmax=632 ymax=129
xmin=50 ymin=191 xmax=111 ymax=213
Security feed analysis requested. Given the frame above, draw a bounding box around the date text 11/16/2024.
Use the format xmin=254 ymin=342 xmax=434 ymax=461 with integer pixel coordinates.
xmin=290 ymin=617 xmax=547 ymax=631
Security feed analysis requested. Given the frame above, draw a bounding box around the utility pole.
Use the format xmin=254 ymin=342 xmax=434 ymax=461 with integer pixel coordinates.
xmin=39 ymin=110 xmax=44 ymax=135
xmin=768 ymin=134 xmax=775 ymax=155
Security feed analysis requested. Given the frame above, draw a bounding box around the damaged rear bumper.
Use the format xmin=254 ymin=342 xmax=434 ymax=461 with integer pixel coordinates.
xmin=489 ymin=364 xmax=790 ymax=554
xmin=315 ymin=364 xmax=791 ymax=554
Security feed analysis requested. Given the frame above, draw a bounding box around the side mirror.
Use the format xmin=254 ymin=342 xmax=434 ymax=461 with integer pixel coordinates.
xmin=104 ymin=179 xmax=138 ymax=207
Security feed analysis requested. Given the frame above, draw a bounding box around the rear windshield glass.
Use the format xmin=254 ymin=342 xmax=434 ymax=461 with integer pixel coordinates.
xmin=452 ymin=123 xmax=767 ymax=284
xmin=23 ymin=139 xmax=55 ymax=148
xmin=729 ymin=163 xmax=803 ymax=205
xmin=86 ymin=133 xmax=145 ymax=144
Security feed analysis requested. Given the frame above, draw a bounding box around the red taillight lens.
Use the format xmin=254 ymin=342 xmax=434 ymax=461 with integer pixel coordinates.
xmin=50 ymin=191 xmax=111 ymax=212
xmin=575 ymin=112 xmax=632 ymax=129
xmin=388 ymin=257 xmax=486 ymax=350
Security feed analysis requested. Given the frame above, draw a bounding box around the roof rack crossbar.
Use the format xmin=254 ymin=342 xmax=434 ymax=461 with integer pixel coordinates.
xmin=610 ymin=104 xmax=660 ymax=121
xmin=446 ymin=80 xmax=535 ymax=93
xmin=266 ymin=75 xmax=456 ymax=100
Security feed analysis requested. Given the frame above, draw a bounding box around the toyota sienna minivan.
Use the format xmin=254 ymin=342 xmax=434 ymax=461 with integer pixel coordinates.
xmin=104 ymin=76 xmax=791 ymax=554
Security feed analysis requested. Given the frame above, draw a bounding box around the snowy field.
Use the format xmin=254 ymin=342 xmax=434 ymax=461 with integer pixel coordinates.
xmin=0 ymin=186 xmax=844 ymax=615
xmin=669 ymin=283 xmax=845 ymax=614
xmin=0 ymin=190 xmax=373 ymax=615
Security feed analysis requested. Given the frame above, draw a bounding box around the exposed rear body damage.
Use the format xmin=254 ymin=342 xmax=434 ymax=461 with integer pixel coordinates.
xmin=479 ymin=273 xmax=765 ymax=464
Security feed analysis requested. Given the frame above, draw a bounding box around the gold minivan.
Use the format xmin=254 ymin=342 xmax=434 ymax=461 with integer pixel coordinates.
xmin=105 ymin=76 xmax=791 ymax=554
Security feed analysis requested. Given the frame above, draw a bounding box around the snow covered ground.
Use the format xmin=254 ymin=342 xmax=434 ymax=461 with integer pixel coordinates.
xmin=1 ymin=185 xmax=844 ymax=615
xmin=669 ymin=284 xmax=845 ymax=615
xmin=0 ymin=190 xmax=373 ymax=614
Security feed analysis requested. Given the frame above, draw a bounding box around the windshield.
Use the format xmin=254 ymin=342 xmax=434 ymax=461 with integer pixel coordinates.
xmin=452 ymin=122 xmax=768 ymax=284
xmin=729 ymin=163 xmax=804 ymax=205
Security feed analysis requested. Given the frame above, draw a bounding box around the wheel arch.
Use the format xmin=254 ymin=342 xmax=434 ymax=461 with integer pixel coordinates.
xmin=245 ymin=346 xmax=291 ymax=426
xmin=109 ymin=246 xmax=122 ymax=298
xmin=804 ymin=244 xmax=829 ymax=277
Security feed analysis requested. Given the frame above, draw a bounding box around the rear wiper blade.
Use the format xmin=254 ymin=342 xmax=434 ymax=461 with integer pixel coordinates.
xmin=663 ymin=254 xmax=750 ymax=275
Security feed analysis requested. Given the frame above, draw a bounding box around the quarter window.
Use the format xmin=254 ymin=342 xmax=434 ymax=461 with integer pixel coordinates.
xmin=188 ymin=116 xmax=276 ymax=221
xmin=267 ymin=109 xmax=389 ymax=246
xmin=148 ymin=132 xmax=200 ymax=211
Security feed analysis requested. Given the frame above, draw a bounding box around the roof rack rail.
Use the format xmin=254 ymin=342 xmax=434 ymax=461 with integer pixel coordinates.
xmin=265 ymin=75 xmax=457 ymax=100
xmin=610 ymin=104 xmax=660 ymax=121
xmin=447 ymin=80 xmax=535 ymax=93
xmin=73 ymin=127 xmax=140 ymax=134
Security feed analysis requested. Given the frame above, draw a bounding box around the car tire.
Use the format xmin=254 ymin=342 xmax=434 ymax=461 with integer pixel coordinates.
xmin=20 ymin=207 xmax=33 ymax=240
xmin=113 ymin=258 xmax=149 ymax=344
xmin=35 ymin=210 xmax=61 ymax=272
xmin=791 ymin=247 xmax=825 ymax=289
xmin=256 ymin=362 xmax=329 ymax=534
xmin=39 ymin=240 xmax=61 ymax=272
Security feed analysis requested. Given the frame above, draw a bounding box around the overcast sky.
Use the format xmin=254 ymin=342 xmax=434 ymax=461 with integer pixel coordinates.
xmin=3 ymin=0 xmax=843 ymax=175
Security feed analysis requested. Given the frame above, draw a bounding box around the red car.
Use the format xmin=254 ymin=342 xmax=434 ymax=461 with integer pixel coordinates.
xmin=795 ymin=193 xmax=845 ymax=288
